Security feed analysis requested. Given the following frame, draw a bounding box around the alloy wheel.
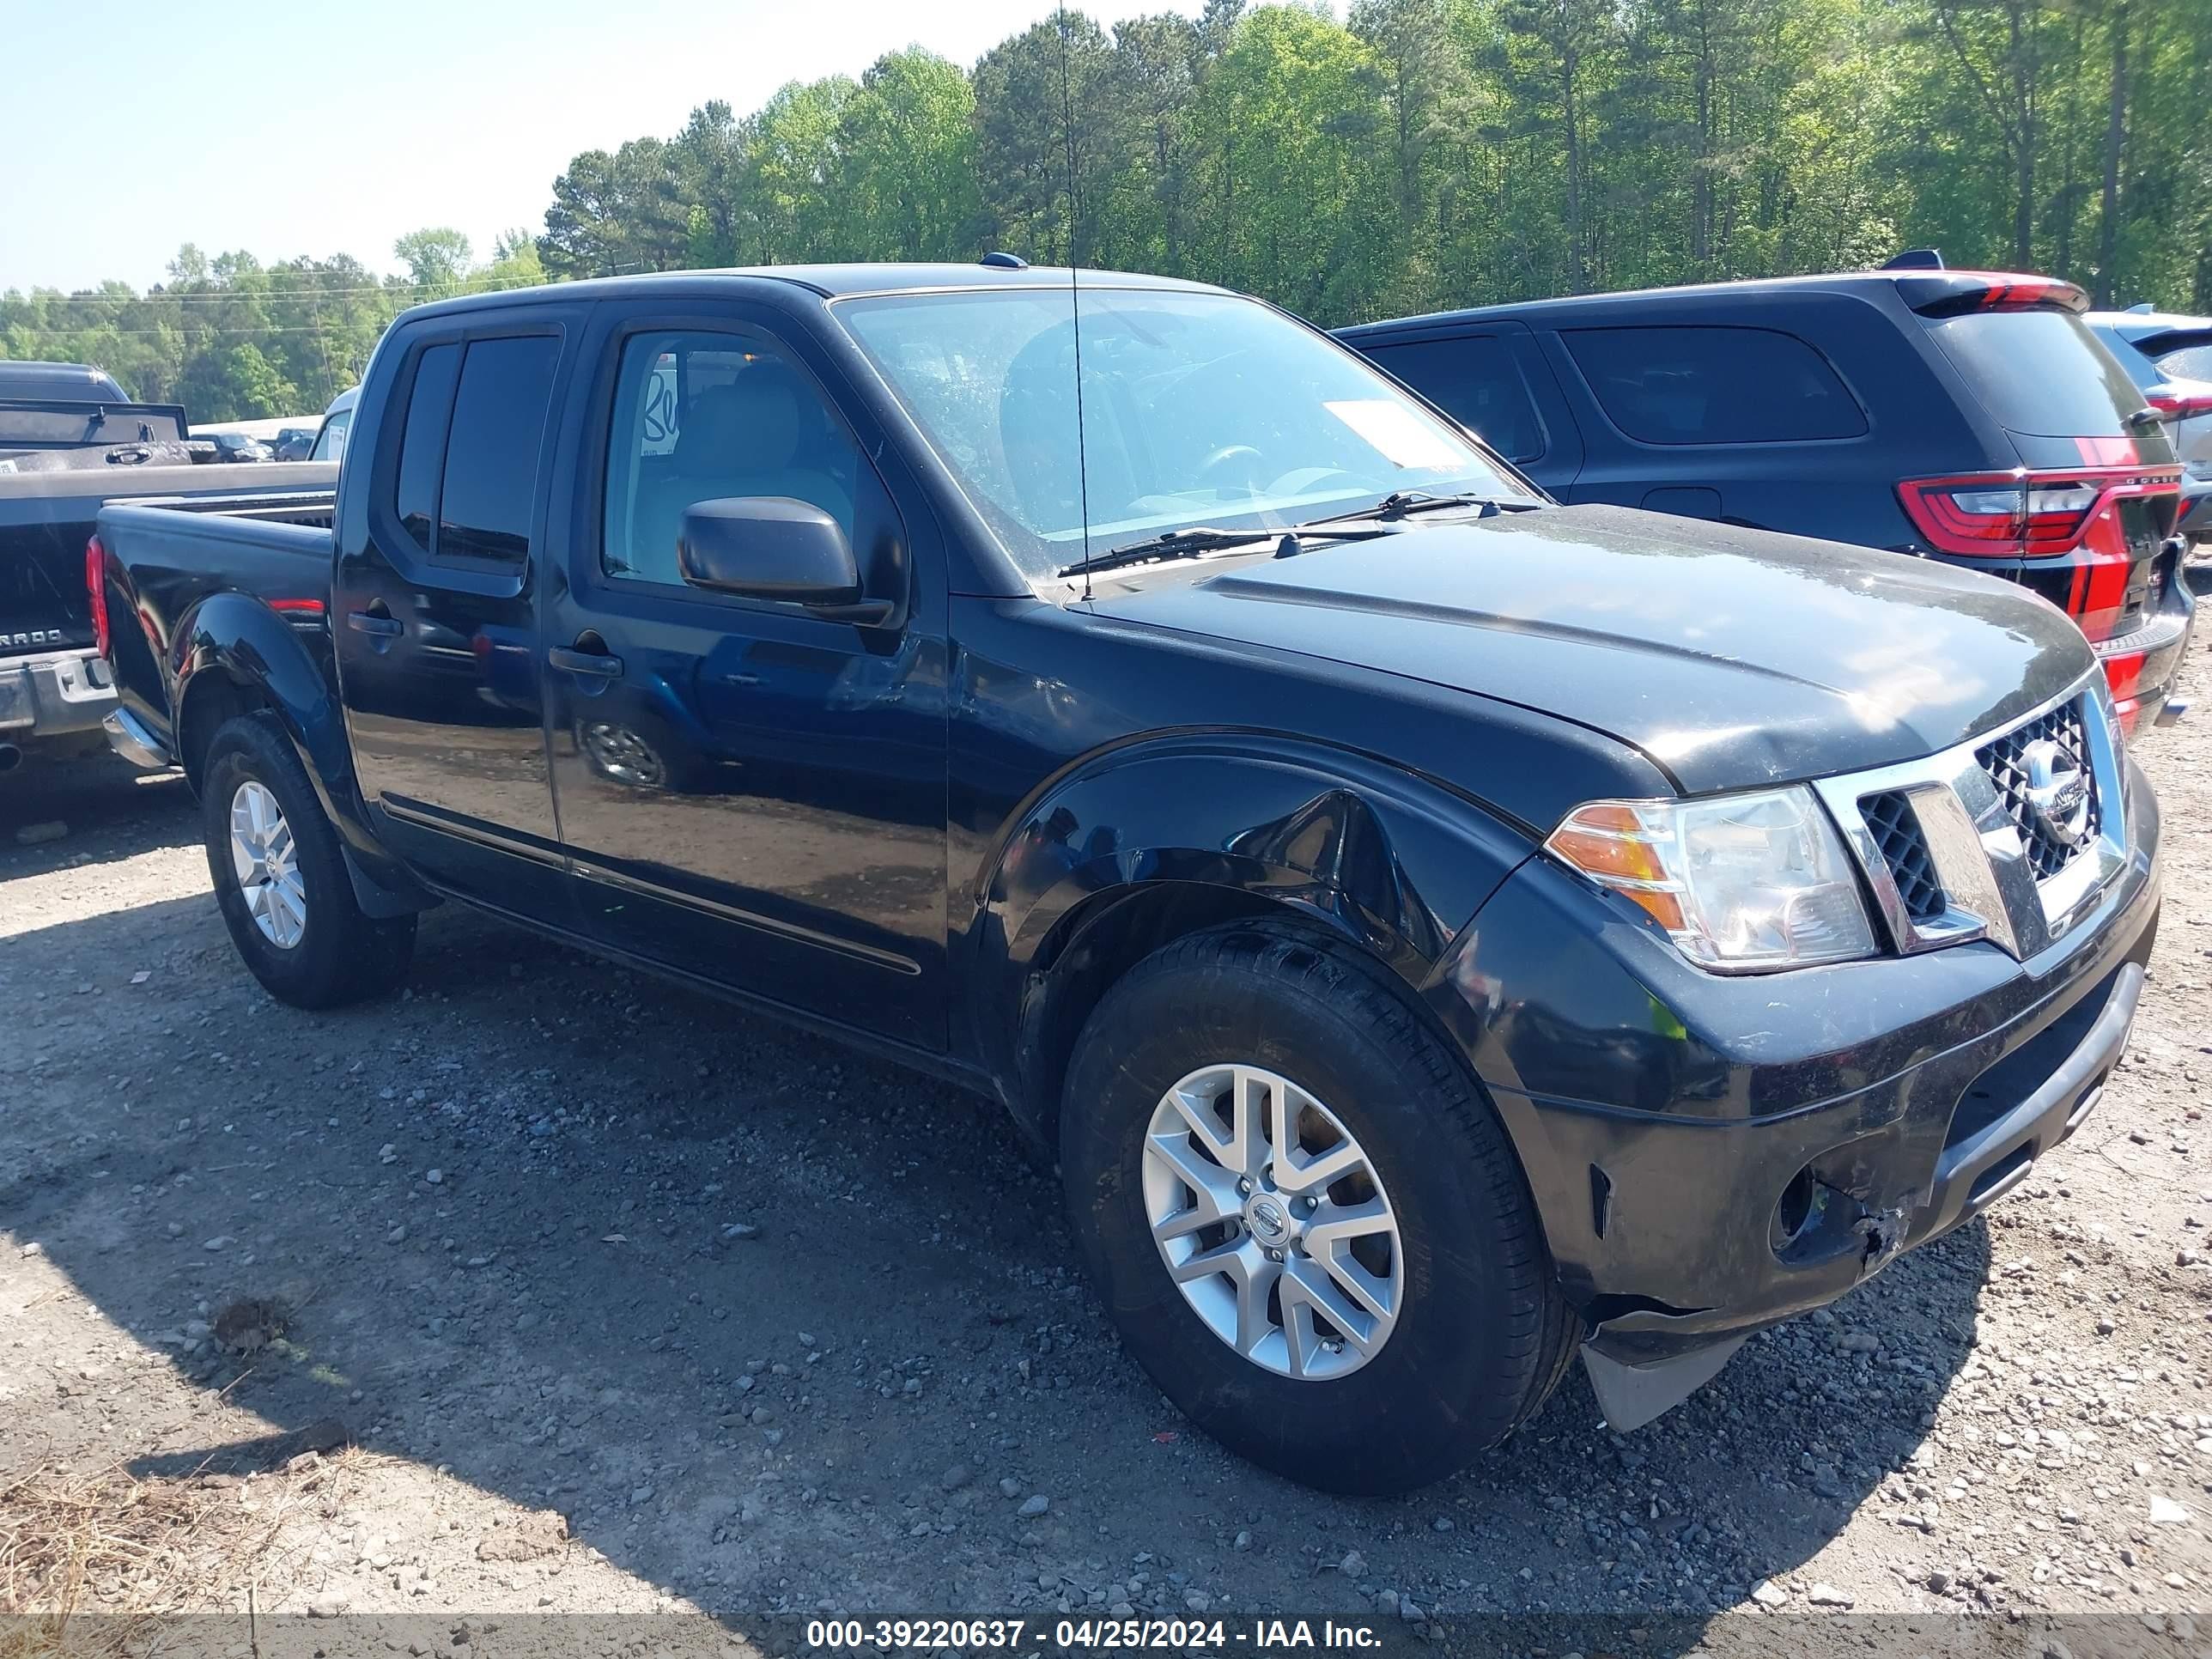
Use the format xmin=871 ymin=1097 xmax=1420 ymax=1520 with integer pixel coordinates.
xmin=1140 ymin=1062 xmax=1402 ymax=1380
xmin=228 ymin=780 xmax=307 ymax=949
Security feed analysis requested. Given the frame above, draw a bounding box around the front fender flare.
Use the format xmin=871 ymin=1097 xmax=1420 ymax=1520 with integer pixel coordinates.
xmin=965 ymin=732 xmax=1535 ymax=1101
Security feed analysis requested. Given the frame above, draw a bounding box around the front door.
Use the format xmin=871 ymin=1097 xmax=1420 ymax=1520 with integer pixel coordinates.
xmin=334 ymin=318 xmax=580 ymax=914
xmin=541 ymin=307 xmax=950 ymax=1050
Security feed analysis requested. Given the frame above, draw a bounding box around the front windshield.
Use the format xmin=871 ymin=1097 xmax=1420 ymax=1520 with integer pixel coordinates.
xmin=836 ymin=286 xmax=1535 ymax=578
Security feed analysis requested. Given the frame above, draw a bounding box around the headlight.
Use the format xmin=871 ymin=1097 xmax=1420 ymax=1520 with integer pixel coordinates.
xmin=1543 ymin=787 xmax=1878 ymax=972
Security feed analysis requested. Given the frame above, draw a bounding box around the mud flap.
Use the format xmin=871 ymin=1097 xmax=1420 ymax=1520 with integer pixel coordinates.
xmin=1580 ymin=1334 xmax=1747 ymax=1432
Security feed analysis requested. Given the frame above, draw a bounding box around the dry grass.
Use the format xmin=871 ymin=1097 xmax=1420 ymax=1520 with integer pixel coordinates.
xmin=0 ymin=1453 xmax=355 ymax=1659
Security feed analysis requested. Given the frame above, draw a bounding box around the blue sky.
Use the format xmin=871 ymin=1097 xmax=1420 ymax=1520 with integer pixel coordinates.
xmin=0 ymin=0 xmax=1199 ymax=294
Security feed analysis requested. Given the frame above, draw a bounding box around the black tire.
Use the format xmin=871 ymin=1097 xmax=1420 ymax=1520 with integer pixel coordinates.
xmin=201 ymin=713 xmax=416 ymax=1009
xmin=1060 ymin=920 xmax=1577 ymax=1495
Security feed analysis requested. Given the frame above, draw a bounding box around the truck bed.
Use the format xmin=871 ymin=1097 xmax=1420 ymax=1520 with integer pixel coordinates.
xmin=92 ymin=488 xmax=339 ymax=769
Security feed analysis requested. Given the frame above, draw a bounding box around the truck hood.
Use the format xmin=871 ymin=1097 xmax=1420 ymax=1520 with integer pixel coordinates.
xmin=1087 ymin=503 xmax=2096 ymax=794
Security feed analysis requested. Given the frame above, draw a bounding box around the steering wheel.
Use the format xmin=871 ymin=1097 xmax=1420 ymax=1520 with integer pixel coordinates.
xmin=1198 ymin=444 xmax=1267 ymax=489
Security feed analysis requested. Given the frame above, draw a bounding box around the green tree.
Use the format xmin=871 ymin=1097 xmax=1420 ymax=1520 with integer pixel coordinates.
xmin=832 ymin=49 xmax=981 ymax=259
xmin=741 ymin=76 xmax=857 ymax=261
xmin=975 ymin=13 xmax=1125 ymax=264
xmin=392 ymin=227 xmax=473 ymax=293
xmin=1188 ymin=6 xmax=1390 ymax=318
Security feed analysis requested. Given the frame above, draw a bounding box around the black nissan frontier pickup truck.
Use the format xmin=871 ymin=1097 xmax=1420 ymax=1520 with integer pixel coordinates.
xmin=90 ymin=264 xmax=2161 ymax=1493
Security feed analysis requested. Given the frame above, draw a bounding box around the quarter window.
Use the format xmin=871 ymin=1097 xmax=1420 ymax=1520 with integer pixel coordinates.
xmin=1363 ymin=336 xmax=1545 ymax=462
xmin=393 ymin=343 xmax=459 ymax=551
xmin=602 ymin=331 xmax=862 ymax=586
xmin=1565 ymin=325 xmax=1867 ymax=445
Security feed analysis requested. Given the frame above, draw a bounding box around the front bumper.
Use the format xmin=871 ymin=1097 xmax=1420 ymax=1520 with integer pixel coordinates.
xmin=0 ymin=647 xmax=117 ymax=744
xmin=1428 ymin=739 xmax=2161 ymax=1427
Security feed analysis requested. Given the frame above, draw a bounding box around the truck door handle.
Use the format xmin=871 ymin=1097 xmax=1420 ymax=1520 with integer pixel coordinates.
xmin=346 ymin=611 xmax=402 ymax=638
xmin=548 ymin=646 xmax=624 ymax=679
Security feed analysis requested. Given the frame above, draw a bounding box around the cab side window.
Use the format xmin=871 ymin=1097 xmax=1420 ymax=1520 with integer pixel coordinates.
xmin=388 ymin=333 xmax=562 ymax=563
xmin=603 ymin=331 xmax=862 ymax=586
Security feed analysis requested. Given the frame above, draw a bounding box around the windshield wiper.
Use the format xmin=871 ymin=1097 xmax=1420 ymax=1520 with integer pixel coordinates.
xmin=1057 ymin=521 xmax=1391 ymax=580
xmin=1056 ymin=526 xmax=1272 ymax=580
xmin=1305 ymin=489 xmax=1543 ymax=526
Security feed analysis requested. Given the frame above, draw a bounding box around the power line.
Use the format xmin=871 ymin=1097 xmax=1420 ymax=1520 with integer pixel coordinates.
xmin=2 ymin=274 xmax=548 ymax=307
xmin=9 ymin=322 xmax=398 ymax=338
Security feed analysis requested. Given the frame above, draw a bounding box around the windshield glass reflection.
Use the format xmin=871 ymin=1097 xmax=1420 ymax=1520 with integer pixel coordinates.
xmin=836 ymin=285 xmax=1532 ymax=578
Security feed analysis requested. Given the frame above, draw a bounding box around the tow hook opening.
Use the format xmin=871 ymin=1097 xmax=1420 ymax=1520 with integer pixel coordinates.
xmin=1771 ymin=1153 xmax=1908 ymax=1274
xmin=1773 ymin=1165 xmax=1816 ymax=1247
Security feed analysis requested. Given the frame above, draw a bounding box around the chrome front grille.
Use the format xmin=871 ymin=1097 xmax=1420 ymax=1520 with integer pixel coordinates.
xmin=1859 ymin=791 xmax=1946 ymax=922
xmin=1975 ymin=701 xmax=2101 ymax=880
xmin=1811 ymin=678 xmax=2128 ymax=963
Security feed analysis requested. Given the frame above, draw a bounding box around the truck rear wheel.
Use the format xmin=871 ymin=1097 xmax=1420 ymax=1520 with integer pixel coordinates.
xmin=1059 ymin=920 xmax=1576 ymax=1494
xmin=201 ymin=713 xmax=415 ymax=1009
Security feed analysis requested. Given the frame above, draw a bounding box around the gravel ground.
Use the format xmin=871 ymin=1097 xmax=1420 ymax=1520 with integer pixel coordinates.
xmin=3 ymin=635 xmax=2211 ymax=1655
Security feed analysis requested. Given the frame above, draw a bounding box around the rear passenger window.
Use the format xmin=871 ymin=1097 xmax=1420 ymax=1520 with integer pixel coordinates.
xmin=1565 ymin=325 xmax=1867 ymax=445
xmin=1363 ymin=336 xmax=1544 ymax=462
xmin=439 ymin=337 xmax=562 ymax=562
xmin=394 ymin=343 xmax=460 ymax=551
xmin=387 ymin=334 xmax=561 ymax=564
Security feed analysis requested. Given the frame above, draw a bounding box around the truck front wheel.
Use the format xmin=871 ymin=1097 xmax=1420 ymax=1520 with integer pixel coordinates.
xmin=201 ymin=713 xmax=415 ymax=1009
xmin=1059 ymin=920 xmax=1576 ymax=1494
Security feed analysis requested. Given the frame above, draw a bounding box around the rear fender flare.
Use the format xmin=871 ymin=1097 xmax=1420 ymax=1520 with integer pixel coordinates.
xmin=172 ymin=592 xmax=416 ymax=901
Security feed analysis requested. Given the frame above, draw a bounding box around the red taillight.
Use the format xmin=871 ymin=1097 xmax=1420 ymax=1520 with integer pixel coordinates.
xmin=1897 ymin=270 xmax=2090 ymax=316
xmin=2103 ymin=651 xmax=2148 ymax=735
xmin=1899 ymin=472 xmax=2100 ymax=556
xmin=267 ymin=597 xmax=327 ymax=616
xmin=1967 ymin=276 xmax=2081 ymax=311
xmin=85 ymin=536 xmax=112 ymax=659
xmin=2146 ymin=381 xmax=2212 ymax=420
xmin=1898 ymin=465 xmax=2180 ymax=558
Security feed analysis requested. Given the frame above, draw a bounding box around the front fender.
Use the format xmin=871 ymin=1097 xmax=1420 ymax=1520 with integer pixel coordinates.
xmin=964 ymin=732 xmax=1536 ymax=1085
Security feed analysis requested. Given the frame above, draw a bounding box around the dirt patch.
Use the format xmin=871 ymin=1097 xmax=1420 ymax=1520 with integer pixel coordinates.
xmin=0 ymin=1452 xmax=359 ymax=1654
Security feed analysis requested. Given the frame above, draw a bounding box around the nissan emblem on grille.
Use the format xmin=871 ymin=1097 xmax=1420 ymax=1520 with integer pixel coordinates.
xmin=2021 ymin=738 xmax=2092 ymax=848
xmin=1976 ymin=696 xmax=2103 ymax=882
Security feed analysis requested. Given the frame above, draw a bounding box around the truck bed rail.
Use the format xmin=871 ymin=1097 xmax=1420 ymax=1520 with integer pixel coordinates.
xmin=112 ymin=489 xmax=337 ymax=532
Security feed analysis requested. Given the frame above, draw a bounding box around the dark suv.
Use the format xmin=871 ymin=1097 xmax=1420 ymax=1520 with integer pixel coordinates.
xmin=1339 ymin=270 xmax=2193 ymax=732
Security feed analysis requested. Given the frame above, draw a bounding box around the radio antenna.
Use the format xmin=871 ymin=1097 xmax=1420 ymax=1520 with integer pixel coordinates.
xmin=1056 ymin=5 xmax=1093 ymax=601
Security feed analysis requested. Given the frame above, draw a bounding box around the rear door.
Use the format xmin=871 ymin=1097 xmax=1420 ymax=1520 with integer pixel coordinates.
xmin=333 ymin=310 xmax=582 ymax=915
xmin=1352 ymin=322 xmax=1583 ymax=492
xmin=1541 ymin=307 xmax=1921 ymax=546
